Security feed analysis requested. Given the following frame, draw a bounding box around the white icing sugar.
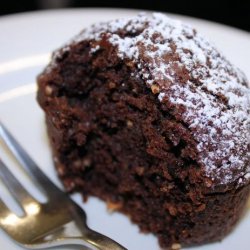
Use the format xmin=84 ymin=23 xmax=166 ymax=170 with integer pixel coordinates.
xmin=244 ymin=173 xmax=250 ymax=179
xmin=55 ymin=13 xmax=250 ymax=185
xmin=158 ymin=92 xmax=166 ymax=102
xmin=90 ymin=45 xmax=100 ymax=53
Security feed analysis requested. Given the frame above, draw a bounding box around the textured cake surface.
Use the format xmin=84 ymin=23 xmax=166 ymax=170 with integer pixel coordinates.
xmin=50 ymin=13 xmax=250 ymax=188
xmin=37 ymin=13 xmax=250 ymax=249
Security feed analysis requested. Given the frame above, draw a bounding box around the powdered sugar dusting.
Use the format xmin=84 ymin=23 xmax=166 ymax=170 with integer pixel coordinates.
xmin=56 ymin=13 xmax=250 ymax=186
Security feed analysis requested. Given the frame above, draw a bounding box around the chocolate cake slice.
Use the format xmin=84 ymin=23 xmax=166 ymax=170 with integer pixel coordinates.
xmin=37 ymin=13 xmax=250 ymax=249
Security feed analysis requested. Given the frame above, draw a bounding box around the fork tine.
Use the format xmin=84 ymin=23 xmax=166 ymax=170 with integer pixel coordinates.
xmin=0 ymin=121 xmax=62 ymax=198
xmin=0 ymin=158 xmax=36 ymax=210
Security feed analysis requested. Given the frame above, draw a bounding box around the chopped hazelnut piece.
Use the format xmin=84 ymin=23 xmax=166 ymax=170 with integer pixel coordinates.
xmin=108 ymin=82 xmax=116 ymax=89
xmin=126 ymin=120 xmax=133 ymax=128
xmin=107 ymin=201 xmax=122 ymax=212
xmin=151 ymin=84 xmax=160 ymax=94
xmin=83 ymin=158 xmax=91 ymax=167
xmin=171 ymin=243 xmax=181 ymax=250
xmin=45 ymin=85 xmax=53 ymax=96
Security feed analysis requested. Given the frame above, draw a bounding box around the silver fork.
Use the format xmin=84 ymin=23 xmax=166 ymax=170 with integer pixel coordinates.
xmin=0 ymin=121 xmax=127 ymax=250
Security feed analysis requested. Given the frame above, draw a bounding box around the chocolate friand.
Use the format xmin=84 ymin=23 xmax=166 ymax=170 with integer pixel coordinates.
xmin=37 ymin=13 xmax=250 ymax=249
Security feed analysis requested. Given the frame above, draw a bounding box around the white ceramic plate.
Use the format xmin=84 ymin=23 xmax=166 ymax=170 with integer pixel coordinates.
xmin=0 ymin=8 xmax=249 ymax=250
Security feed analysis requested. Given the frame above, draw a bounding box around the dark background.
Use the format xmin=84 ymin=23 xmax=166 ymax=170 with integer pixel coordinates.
xmin=0 ymin=0 xmax=250 ymax=32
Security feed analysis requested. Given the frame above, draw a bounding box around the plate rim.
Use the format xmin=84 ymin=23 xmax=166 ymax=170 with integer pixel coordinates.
xmin=0 ymin=7 xmax=249 ymax=37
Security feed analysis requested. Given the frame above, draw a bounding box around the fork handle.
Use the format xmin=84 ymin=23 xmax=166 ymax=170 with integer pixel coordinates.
xmin=38 ymin=230 xmax=127 ymax=250
xmin=78 ymin=229 xmax=127 ymax=250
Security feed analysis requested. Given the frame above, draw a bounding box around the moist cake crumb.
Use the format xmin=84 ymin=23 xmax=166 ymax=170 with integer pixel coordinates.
xmin=37 ymin=13 xmax=250 ymax=249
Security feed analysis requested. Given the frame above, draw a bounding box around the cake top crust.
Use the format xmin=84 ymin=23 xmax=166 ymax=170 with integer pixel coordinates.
xmin=52 ymin=13 xmax=250 ymax=188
